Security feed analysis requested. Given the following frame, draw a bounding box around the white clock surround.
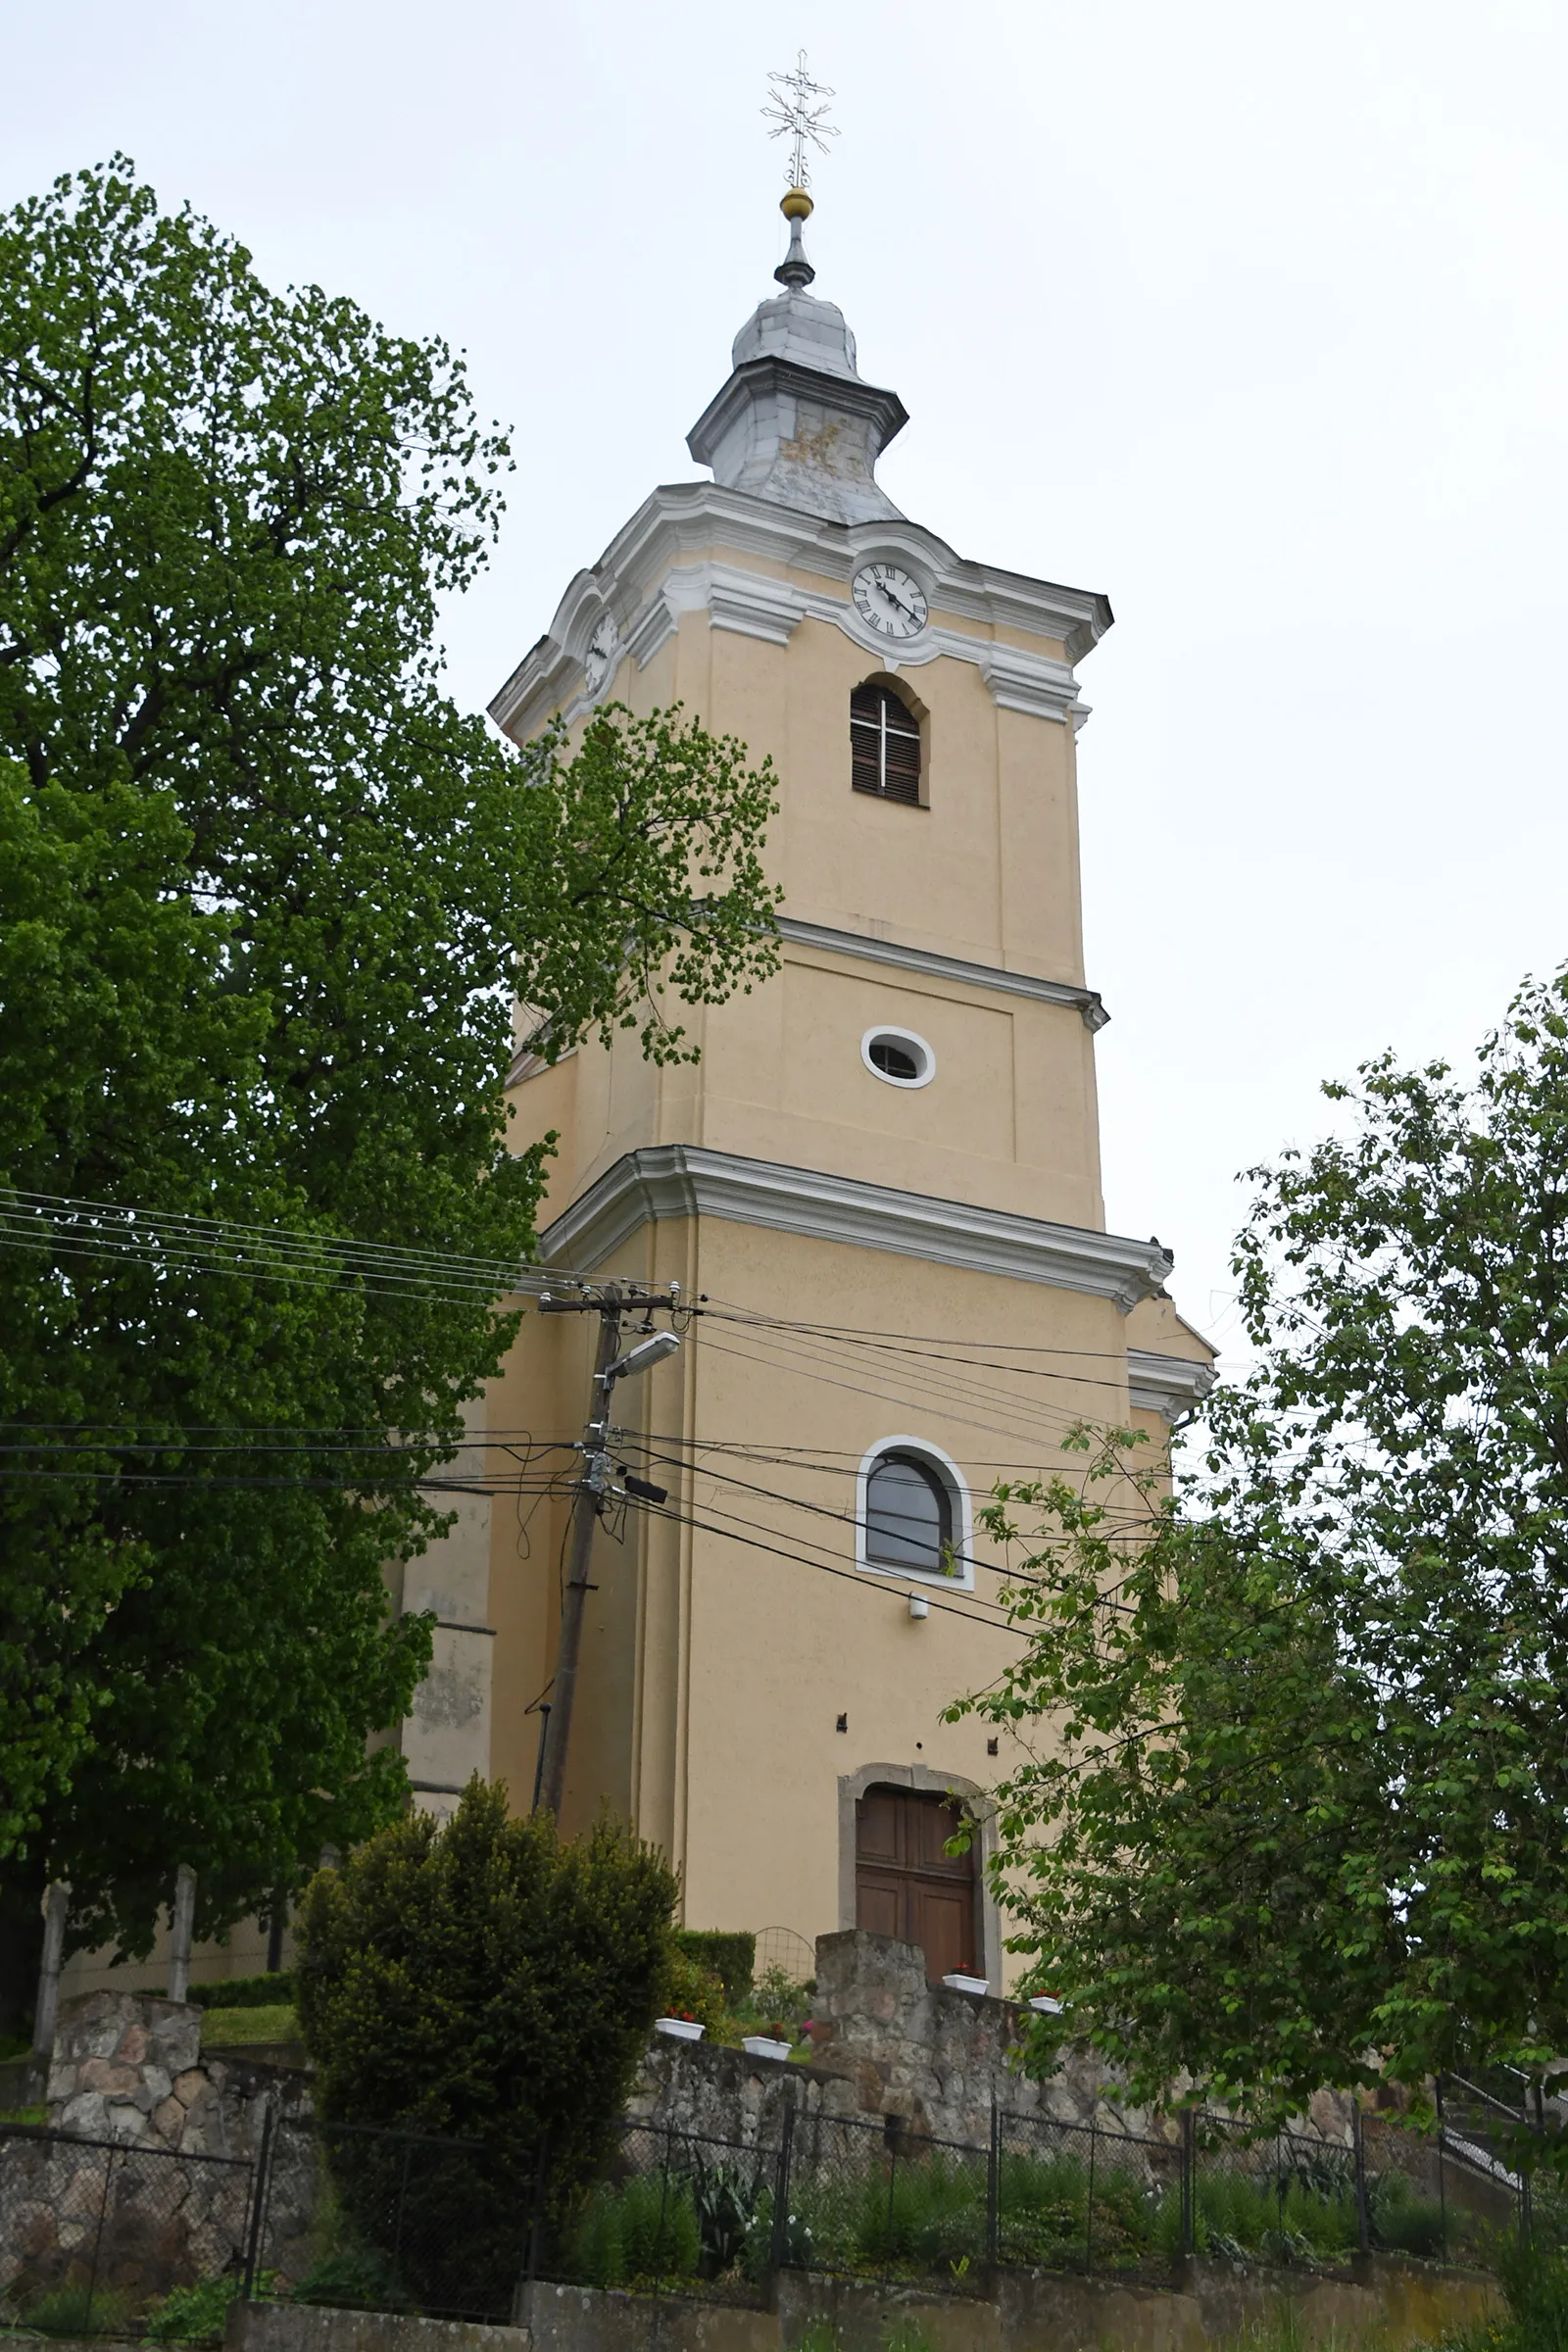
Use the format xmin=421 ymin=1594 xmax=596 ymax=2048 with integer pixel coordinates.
xmin=490 ymin=485 xmax=1104 ymax=742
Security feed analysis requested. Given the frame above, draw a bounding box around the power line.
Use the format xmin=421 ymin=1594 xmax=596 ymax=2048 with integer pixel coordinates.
xmin=702 ymin=1296 xmax=1190 ymax=1368
xmin=690 ymin=1326 xmax=1082 ymax=1454
xmin=0 ymin=1190 xmax=606 ymax=1304
xmin=625 ymin=1490 xmax=1038 ymax=1641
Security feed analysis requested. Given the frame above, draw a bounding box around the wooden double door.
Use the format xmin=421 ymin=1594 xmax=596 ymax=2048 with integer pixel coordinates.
xmin=855 ymin=1785 xmax=978 ymax=1983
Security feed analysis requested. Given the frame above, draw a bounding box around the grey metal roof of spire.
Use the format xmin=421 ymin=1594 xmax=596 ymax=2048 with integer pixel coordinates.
xmin=687 ymin=193 xmax=907 ymax=526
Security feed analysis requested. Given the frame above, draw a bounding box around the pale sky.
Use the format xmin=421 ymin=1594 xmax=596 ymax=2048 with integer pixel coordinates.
xmin=7 ymin=0 xmax=1566 ymax=1369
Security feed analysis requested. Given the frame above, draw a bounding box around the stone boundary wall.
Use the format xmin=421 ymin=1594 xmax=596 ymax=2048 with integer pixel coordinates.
xmin=632 ymin=1930 xmax=1358 ymax=2152
xmin=45 ymin=1989 xmax=309 ymax=2155
xmin=227 ymin=2255 xmax=1503 ymax=2352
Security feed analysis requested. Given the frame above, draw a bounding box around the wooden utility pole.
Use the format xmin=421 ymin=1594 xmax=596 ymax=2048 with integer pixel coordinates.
xmin=534 ymin=1283 xmax=683 ymax=1820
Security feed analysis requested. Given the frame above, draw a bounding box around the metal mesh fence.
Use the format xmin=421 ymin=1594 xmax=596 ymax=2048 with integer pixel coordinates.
xmin=779 ymin=2111 xmax=991 ymax=2292
xmin=1189 ymin=2117 xmax=1363 ymax=2268
xmin=538 ymin=2121 xmax=782 ymax=2307
xmin=250 ymin=2114 xmax=537 ymax=2323
xmin=995 ymin=2108 xmax=1182 ymax=2278
xmin=0 ymin=2123 xmax=252 ymax=2336
xmin=5 ymin=2078 xmax=1559 ymax=2332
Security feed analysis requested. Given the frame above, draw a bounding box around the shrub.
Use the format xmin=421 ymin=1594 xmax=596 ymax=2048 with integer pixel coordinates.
xmin=144 ymin=2274 xmax=273 ymax=2343
xmin=671 ymin=1931 xmax=756 ymax=2009
xmin=290 ymin=2244 xmax=408 ymax=2312
xmin=659 ymin=1946 xmax=725 ymax=2034
xmin=296 ymin=1778 xmax=678 ymax=2278
xmin=1369 ymin=2168 xmax=1446 ymax=2259
xmin=190 ymin=1973 xmax=295 ymax=2010
xmin=1494 ymin=2240 xmax=1568 ymax=2352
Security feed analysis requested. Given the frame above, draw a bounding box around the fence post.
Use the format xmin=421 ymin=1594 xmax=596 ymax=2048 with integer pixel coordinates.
xmin=84 ymin=2142 xmax=121 ymax=2334
xmin=986 ymin=2101 xmax=1000 ymax=2270
xmin=26 ymin=1881 xmax=70 ymax=2102
xmin=769 ymin=2106 xmax=796 ymax=2277
xmin=652 ymin=2127 xmax=674 ymax=2311
xmin=392 ymin=2135 xmax=414 ymax=2284
xmin=168 ymin=1866 xmax=197 ymax=2004
xmin=1086 ymin=2115 xmax=1099 ymax=2275
xmin=1180 ymin=2111 xmax=1195 ymax=2264
xmin=884 ymin=2116 xmax=899 ymax=2283
xmin=528 ymin=2131 xmax=550 ymax=2283
xmin=1352 ymin=2101 xmax=1370 ymax=2256
xmin=242 ymin=2102 xmax=276 ymax=2297
xmin=511 ymin=2132 xmax=552 ymax=2328
xmin=1435 ymin=2079 xmax=1448 ymax=2260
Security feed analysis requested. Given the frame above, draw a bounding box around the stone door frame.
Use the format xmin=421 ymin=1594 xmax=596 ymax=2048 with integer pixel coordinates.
xmin=837 ymin=1760 xmax=1003 ymax=1984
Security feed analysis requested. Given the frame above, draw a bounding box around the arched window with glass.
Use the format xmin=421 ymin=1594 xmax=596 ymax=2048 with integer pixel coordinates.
xmin=858 ymin=1440 xmax=970 ymax=1584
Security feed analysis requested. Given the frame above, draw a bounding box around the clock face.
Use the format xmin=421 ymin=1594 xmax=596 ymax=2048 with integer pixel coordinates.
xmin=583 ymin=615 xmax=617 ymax=695
xmin=851 ymin=563 xmax=929 ymax=641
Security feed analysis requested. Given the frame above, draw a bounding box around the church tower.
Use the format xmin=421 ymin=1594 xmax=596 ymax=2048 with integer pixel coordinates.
xmin=402 ymin=155 xmax=1214 ymax=1988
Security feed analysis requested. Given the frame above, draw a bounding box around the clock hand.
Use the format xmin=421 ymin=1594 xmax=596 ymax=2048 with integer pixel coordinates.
xmin=879 ymin=583 xmax=915 ymax=620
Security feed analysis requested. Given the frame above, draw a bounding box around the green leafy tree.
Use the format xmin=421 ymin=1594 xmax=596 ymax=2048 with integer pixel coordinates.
xmin=0 ymin=159 xmax=779 ymax=2029
xmin=296 ymin=1779 xmax=679 ymax=2283
xmin=951 ymin=966 xmax=1568 ymax=2116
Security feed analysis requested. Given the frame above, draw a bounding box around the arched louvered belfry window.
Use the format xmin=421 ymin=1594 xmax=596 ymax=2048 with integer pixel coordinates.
xmin=851 ymin=681 xmax=922 ymax=805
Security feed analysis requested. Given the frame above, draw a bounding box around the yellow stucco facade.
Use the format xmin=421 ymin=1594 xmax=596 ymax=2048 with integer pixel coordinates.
xmin=383 ymin=227 xmax=1217 ymax=1990
xmin=54 ymin=212 xmax=1215 ymax=2010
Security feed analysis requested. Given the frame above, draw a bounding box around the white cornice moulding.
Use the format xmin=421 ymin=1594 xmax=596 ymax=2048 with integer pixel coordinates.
xmin=1127 ymin=1348 xmax=1218 ymax=1423
xmin=778 ymin=917 xmax=1110 ymax=1032
xmin=488 ymin=484 xmax=1111 ymax=741
xmin=539 ymin=1145 xmax=1175 ymax=1313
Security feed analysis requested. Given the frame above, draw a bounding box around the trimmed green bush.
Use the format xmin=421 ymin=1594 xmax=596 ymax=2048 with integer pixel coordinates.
xmin=297 ymin=1778 xmax=678 ymax=2284
xmin=671 ymin=1930 xmax=756 ymax=2009
xmin=659 ymin=1946 xmax=725 ymax=2033
xmin=189 ymin=1972 xmax=295 ymax=2010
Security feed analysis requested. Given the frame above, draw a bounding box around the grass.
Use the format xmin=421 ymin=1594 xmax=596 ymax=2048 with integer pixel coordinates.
xmin=568 ymin=2170 xmax=704 ymax=2289
xmin=12 ymin=2281 xmax=134 ymax=2335
xmin=199 ymin=2002 xmax=299 ymax=2048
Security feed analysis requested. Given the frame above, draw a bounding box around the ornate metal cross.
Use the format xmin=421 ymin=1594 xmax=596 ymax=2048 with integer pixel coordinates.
xmin=762 ymin=50 xmax=839 ymax=191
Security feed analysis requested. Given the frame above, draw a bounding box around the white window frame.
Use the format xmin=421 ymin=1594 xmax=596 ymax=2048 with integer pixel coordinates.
xmin=856 ymin=1436 xmax=974 ymax=1591
xmin=860 ymin=1025 xmax=936 ymax=1090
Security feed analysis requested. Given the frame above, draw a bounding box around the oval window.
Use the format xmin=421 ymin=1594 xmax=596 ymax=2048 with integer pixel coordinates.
xmin=861 ymin=1026 xmax=935 ymax=1089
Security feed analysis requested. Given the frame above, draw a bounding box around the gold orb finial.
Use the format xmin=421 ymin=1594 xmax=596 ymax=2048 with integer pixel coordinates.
xmin=781 ymin=187 xmax=813 ymax=221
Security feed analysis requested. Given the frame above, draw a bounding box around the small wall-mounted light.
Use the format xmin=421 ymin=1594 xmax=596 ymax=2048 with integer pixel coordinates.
xmin=908 ymin=1592 xmax=929 ymax=1621
xmin=835 ymin=1712 xmax=848 ymax=1734
xmin=987 ymin=1738 xmax=999 ymax=1757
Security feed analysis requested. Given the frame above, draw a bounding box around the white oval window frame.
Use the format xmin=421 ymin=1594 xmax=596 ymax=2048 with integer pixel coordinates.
xmin=860 ymin=1025 xmax=936 ymax=1090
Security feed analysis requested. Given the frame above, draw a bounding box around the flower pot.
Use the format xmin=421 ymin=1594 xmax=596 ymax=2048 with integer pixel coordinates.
xmin=1029 ymin=1994 xmax=1064 ymax=2015
xmin=942 ymin=1972 xmax=989 ymax=1995
xmin=654 ymin=2016 xmax=705 ymax=2040
xmin=743 ymin=2034 xmax=792 ymax=2061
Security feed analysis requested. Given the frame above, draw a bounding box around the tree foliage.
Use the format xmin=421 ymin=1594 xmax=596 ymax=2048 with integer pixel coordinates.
xmin=951 ymin=968 xmax=1568 ymax=2115
xmin=296 ymin=1781 xmax=679 ymax=2230
xmin=0 ymin=159 xmax=778 ymax=2014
